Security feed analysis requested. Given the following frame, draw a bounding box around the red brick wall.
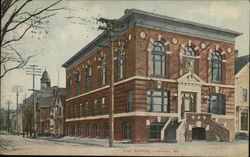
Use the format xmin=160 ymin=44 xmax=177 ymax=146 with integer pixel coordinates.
xmin=134 ymin=26 xmax=235 ymax=84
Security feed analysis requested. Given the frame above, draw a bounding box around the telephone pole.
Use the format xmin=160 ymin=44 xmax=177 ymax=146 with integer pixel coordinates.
xmin=97 ymin=17 xmax=121 ymax=147
xmin=26 ymin=65 xmax=42 ymax=138
xmin=12 ymin=85 xmax=23 ymax=134
xmin=7 ymin=101 xmax=10 ymax=132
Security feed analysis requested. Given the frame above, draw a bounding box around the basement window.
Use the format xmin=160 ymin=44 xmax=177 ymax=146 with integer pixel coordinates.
xmin=150 ymin=122 xmax=164 ymax=139
xmin=123 ymin=123 xmax=131 ymax=140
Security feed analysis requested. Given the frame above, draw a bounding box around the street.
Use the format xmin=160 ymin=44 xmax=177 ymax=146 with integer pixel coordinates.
xmin=0 ymin=134 xmax=248 ymax=156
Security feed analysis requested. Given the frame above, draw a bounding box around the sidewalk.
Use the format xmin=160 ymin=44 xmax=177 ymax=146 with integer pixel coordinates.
xmin=38 ymin=135 xmax=249 ymax=148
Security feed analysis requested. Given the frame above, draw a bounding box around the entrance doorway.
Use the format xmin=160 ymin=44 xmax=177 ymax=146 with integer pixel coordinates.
xmin=192 ymin=127 xmax=206 ymax=140
xmin=181 ymin=92 xmax=197 ymax=118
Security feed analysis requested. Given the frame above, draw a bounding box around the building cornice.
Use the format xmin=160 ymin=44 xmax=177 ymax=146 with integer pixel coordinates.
xmin=62 ymin=9 xmax=241 ymax=69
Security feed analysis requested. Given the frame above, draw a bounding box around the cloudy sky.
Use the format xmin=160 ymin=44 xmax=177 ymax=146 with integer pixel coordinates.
xmin=1 ymin=0 xmax=249 ymax=109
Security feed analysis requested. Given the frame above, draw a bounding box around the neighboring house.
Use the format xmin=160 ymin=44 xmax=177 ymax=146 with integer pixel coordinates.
xmin=23 ymin=70 xmax=65 ymax=136
xmin=49 ymin=88 xmax=66 ymax=136
xmin=62 ymin=9 xmax=241 ymax=142
xmin=235 ymin=55 xmax=249 ymax=133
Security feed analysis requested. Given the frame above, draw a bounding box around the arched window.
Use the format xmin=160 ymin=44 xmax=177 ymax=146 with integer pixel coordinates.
xmin=211 ymin=51 xmax=222 ymax=82
xmin=117 ymin=51 xmax=124 ymax=79
xmin=208 ymin=94 xmax=225 ymax=115
xmin=152 ymin=41 xmax=166 ymax=76
xmin=183 ymin=46 xmax=196 ymax=74
xmin=100 ymin=58 xmax=106 ymax=86
xmin=86 ymin=65 xmax=92 ymax=90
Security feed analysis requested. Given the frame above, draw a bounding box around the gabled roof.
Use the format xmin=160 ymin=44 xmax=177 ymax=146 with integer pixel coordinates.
xmin=235 ymin=55 xmax=249 ymax=75
xmin=62 ymin=9 xmax=242 ymax=69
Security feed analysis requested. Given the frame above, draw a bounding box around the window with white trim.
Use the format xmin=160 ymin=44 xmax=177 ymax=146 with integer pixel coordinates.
xmin=101 ymin=97 xmax=105 ymax=114
xmin=127 ymin=90 xmax=133 ymax=112
xmin=183 ymin=46 xmax=196 ymax=74
xmin=242 ymin=89 xmax=248 ymax=102
xmin=211 ymin=51 xmax=222 ymax=82
xmin=147 ymin=89 xmax=169 ymax=113
xmin=117 ymin=51 xmax=125 ymax=79
xmin=100 ymin=58 xmax=106 ymax=86
xmin=208 ymin=94 xmax=225 ymax=115
xmin=152 ymin=41 xmax=166 ymax=76
xmin=87 ymin=66 xmax=92 ymax=90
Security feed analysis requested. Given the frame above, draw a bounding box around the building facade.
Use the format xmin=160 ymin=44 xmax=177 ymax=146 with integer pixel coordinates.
xmin=62 ymin=9 xmax=241 ymax=142
xmin=235 ymin=55 xmax=249 ymax=133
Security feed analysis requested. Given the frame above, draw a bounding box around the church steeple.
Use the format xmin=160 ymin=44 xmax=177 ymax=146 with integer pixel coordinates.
xmin=40 ymin=70 xmax=51 ymax=89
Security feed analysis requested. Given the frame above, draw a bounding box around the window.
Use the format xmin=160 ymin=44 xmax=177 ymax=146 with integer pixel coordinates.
xmin=79 ymin=103 xmax=82 ymax=117
xmin=101 ymin=97 xmax=105 ymax=114
xmin=83 ymin=102 xmax=88 ymax=117
xmin=79 ymin=125 xmax=84 ymax=136
xmin=95 ymin=124 xmax=100 ymax=137
xmin=87 ymin=66 xmax=92 ymax=90
xmin=67 ymin=77 xmax=72 ymax=86
xmin=127 ymin=91 xmax=133 ymax=112
xmin=93 ymin=99 xmax=97 ymax=116
xmin=76 ymin=71 xmax=81 ymax=94
xmin=117 ymin=51 xmax=125 ymax=79
xmin=152 ymin=41 xmax=166 ymax=76
xmin=67 ymin=77 xmax=72 ymax=96
xmin=67 ymin=125 xmax=71 ymax=136
xmin=183 ymin=46 xmax=196 ymax=74
xmin=123 ymin=123 xmax=131 ymax=139
xmin=100 ymin=59 xmax=106 ymax=86
xmin=147 ymin=89 xmax=169 ymax=112
xmin=86 ymin=125 xmax=90 ymax=137
xmin=150 ymin=122 xmax=164 ymax=139
xmin=242 ymin=89 xmax=248 ymax=102
xmin=104 ymin=124 xmax=109 ymax=137
xmin=211 ymin=51 xmax=222 ymax=82
xmin=208 ymin=94 xmax=225 ymax=115
xmin=76 ymin=71 xmax=81 ymax=83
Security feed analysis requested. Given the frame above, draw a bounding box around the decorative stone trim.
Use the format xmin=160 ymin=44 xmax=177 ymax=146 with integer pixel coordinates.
xmin=172 ymin=37 xmax=178 ymax=44
xmin=158 ymin=34 xmax=162 ymax=41
xmin=140 ymin=31 xmax=146 ymax=39
xmin=128 ymin=34 xmax=132 ymax=40
xmin=65 ymin=112 xmax=179 ymax=122
xmin=201 ymin=43 xmax=206 ymax=49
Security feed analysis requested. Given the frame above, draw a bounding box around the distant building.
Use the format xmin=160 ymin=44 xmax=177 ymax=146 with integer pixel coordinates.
xmin=62 ymin=9 xmax=241 ymax=142
xmin=23 ymin=70 xmax=65 ymax=136
xmin=49 ymin=89 xmax=66 ymax=136
xmin=235 ymin=55 xmax=249 ymax=133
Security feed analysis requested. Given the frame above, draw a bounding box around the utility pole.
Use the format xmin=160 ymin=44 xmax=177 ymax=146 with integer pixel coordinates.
xmin=12 ymin=85 xmax=23 ymax=135
xmin=7 ymin=101 xmax=10 ymax=132
xmin=26 ymin=65 xmax=42 ymax=138
xmin=97 ymin=17 xmax=121 ymax=147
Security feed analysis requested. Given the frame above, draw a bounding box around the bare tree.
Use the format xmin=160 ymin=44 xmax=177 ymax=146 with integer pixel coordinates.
xmin=22 ymin=100 xmax=33 ymax=138
xmin=1 ymin=0 xmax=63 ymax=79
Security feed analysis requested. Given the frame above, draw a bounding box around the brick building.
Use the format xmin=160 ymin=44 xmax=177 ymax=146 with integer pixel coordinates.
xmin=62 ymin=9 xmax=241 ymax=142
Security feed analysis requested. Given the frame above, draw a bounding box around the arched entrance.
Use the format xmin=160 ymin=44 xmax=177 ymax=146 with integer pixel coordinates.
xmin=192 ymin=127 xmax=206 ymax=140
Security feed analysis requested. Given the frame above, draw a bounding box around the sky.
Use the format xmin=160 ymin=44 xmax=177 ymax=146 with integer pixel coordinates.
xmin=1 ymin=0 xmax=249 ymax=110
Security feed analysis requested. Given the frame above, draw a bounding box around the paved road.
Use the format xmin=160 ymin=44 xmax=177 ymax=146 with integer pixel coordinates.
xmin=0 ymin=134 xmax=249 ymax=156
